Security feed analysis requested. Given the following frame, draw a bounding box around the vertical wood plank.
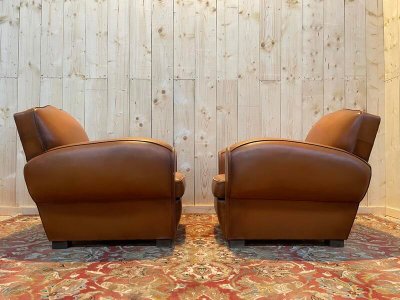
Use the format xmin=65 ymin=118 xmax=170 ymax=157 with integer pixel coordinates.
xmin=0 ymin=78 xmax=17 ymax=206
xmin=281 ymin=0 xmax=302 ymax=140
xmin=385 ymin=77 xmax=400 ymax=212
xmin=174 ymin=0 xmax=196 ymax=79
xmin=302 ymin=0 xmax=323 ymax=80
xmin=217 ymin=0 xmax=238 ymax=80
xmin=345 ymin=0 xmax=366 ymax=79
xmin=238 ymin=0 xmax=260 ymax=140
xmin=383 ymin=0 xmax=399 ymax=80
xmin=86 ymin=0 xmax=108 ymax=78
xmin=174 ymin=80 xmax=195 ymax=205
xmin=345 ymin=78 xmax=367 ymax=110
xmin=107 ymin=0 xmax=129 ymax=137
xmin=367 ymin=0 xmax=385 ymax=208
xmin=63 ymin=78 xmax=85 ymax=125
xmin=64 ymin=0 xmax=86 ymax=79
xmin=130 ymin=79 xmax=152 ymax=137
xmin=130 ymin=0 xmax=152 ymax=79
xmin=324 ymin=0 xmax=345 ymax=113
xmin=0 ymin=0 xmax=19 ymax=77
xmin=302 ymin=80 xmax=323 ymax=138
xmin=41 ymin=0 xmax=64 ymax=77
xmin=16 ymin=0 xmax=42 ymax=207
xmin=260 ymin=80 xmax=280 ymax=137
xmin=260 ymin=0 xmax=280 ymax=81
xmin=40 ymin=78 xmax=63 ymax=107
xmin=85 ymin=79 xmax=108 ymax=139
xmin=216 ymin=0 xmax=238 ymax=150
xmin=195 ymin=0 xmax=217 ymax=205
xmin=152 ymin=0 xmax=173 ymax=144
xmin=63 ymin=0 xmax=86 ymax=130
xmin=217 ymin=79 xmax=237 ymax=149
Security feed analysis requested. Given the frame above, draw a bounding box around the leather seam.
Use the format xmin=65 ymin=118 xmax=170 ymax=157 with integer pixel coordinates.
xmin=32 ymin=108 xmax=47 ymax=153
xmin=228 ymin=139 xmax=371 ymax=170
xmin=45 ymin=139 xmax=173 ymax=153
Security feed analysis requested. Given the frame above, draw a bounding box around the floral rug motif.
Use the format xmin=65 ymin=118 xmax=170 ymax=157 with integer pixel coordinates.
xmin=0 ymin=214 xmax=399 ymax=299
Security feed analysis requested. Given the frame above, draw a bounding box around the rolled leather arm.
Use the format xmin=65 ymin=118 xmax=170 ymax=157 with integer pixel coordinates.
xmin=24 ymin=138 xmax=178 ymax=203
xmin=226 ymin=139 xmax=371 ymax=203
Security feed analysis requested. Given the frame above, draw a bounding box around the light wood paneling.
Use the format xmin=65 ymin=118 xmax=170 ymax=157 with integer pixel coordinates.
xmin=0 ymin=78 xmax=17 ymax=206
xmin=152 ymin=0 xmax=174 ymax=144
xmin=107 ymin=0 xmax=130 ymax=137
xmin=130 ymin=0 xmax=152 ymax=79
xmin=367 ymin=0 xmax=385 ymax=208
xmin=0 ymin=0 xmax=19 ymax=77
xmin=260 ymin=0 xmax=280 ymax=81
xmin=281 ymin=0 xmax=302 ymax=140
xmin=41 ymin=0 xmax=63 ymax=78
xmin=238 ymin=0 xmax=260 ymax=140
xmin=0 ymin=0 xmax=388 ymax=212
xmin=174 ymin=80 xmax=195 ymax=205
xmin=384 ymin=0 xmax=400 ymax=218
xmin=86 ymin=0 xmax=108 ymax=79
xmin=195 ymin=0 xmax=217 ymax=205
xmin=130 ymin=79 xmax=152 ymax=137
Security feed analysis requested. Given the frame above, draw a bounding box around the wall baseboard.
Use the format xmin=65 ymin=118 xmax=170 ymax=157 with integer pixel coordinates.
xmin=0 ymin=205 xmax=388 ymax=216
xmin=386 ymin=207 xmax=400 ymax=219
xmin=358 ymin=206 xmax=386 ymax=216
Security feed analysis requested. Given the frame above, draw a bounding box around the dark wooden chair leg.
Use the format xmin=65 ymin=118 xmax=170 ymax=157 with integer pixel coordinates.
xmin=228 ymin=240 xmax=245 ymax=248
xmin=52 ymin=241 xmax=71 ymax=249
xmin=328 ymin=240 xmax=344 ymax=247
xmin=156 ymin=239 xmax=173 ymax=247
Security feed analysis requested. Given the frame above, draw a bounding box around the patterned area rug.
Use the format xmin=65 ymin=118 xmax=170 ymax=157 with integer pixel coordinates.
xmin=0 ymin=215 xmax=399 ymax=299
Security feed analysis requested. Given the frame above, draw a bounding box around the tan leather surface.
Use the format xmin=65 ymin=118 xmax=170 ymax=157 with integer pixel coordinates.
xmin=25 ymin=139 xmax=176 ymax=203
xmin=225 ymin=199 xmax=359 ymax=240
xmin=306 ymin=109 xmax=380 ymax=161
xmin=14 ymin=106 xmax=89 ymax=161
xmin=218 ymin=149 xmax=226 ymax=174
xmin=212 ymin=174 xmax=225 ymax=199
xmin=227 ymin=140 xmax=371 ymax=202
xmin=175 ymin=172 xmax=186 ymax=199
xmin=213 ymin=109 xmax=380 ymax=242
xmin=214 ymin=199 xmax=226 ymax=237
xmin=15 ymin=105 xmax=184 ymax=242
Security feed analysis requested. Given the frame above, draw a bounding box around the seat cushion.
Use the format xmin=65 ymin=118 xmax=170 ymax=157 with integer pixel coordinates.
xmin=175 ymin=172 xmax=186 ymax=198
xmin=212 ymin=174 xmax=225 ymax=199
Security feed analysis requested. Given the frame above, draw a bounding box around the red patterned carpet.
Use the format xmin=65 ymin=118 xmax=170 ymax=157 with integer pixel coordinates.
xmin=0 ymin=214 xmax=399 ymax=299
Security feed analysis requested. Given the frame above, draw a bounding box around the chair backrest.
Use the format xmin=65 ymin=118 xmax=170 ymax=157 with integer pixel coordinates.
xmin=14 ymin=106 xmax=89 ymax=161
xmin=305 ymin=109 xmax=380 ymax=161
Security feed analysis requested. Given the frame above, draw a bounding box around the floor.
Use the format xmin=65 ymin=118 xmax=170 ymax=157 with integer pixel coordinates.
xmin=0 ymin=214 xmax=399 ymax=299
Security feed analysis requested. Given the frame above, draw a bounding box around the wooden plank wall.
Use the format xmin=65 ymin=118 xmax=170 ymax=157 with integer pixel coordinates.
xmin=384 ymin=0 xmax=400 ymax=219
xmin=0 ymin=0 xmax=386 ymax=214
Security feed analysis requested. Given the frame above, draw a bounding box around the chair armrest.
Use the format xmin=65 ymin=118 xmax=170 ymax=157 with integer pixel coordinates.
xmin=218 ymin=148 xmax=227 ymax=174
xmin=226 ymin=139 xmax=371 ymax=203
xmin=24 ymin=138 xmax=176 ymax=203
xmin=212 ymin=174 xmax=225 ymax=199
xmin=175 ymin=172 xmax=186 ymax=199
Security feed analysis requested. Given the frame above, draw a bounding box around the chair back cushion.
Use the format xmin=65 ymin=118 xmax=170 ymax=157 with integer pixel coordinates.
xmin=305 ymin=109 xmax=380 ymax=161
xmin=14 ymin=106 xmax=89 ymax=161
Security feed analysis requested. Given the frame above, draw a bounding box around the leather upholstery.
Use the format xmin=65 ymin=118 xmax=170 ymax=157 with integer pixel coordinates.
xmin=218 ymin=149 xmax=226 ymax=174
xmin=14 ymin=106 xmax=89 ymax=161
xmin=175 ymin=172 xmax=186 ymax=199
xmin=15 ymin=106 xmax=185 ymax=243
xmin=213 ymin=109 xmax=380 ymax=242
xmin=212 ymin=174 xmax=225 ymax=199
xmin=306 ymin=109 xmax=380 ymax=161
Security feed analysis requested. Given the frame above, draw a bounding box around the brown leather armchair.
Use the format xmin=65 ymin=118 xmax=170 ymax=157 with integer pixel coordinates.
xmin=15 ymin=106 xmax=184 ymax=248
xmin=212 ymin=109 xmax=380 ymax=247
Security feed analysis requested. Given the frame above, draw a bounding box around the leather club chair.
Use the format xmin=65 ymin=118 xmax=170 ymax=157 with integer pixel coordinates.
xmin=14 ymin=106 xmax=185 ymax=249
xmin=212 ymin=109 xmax=380 ymax=248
